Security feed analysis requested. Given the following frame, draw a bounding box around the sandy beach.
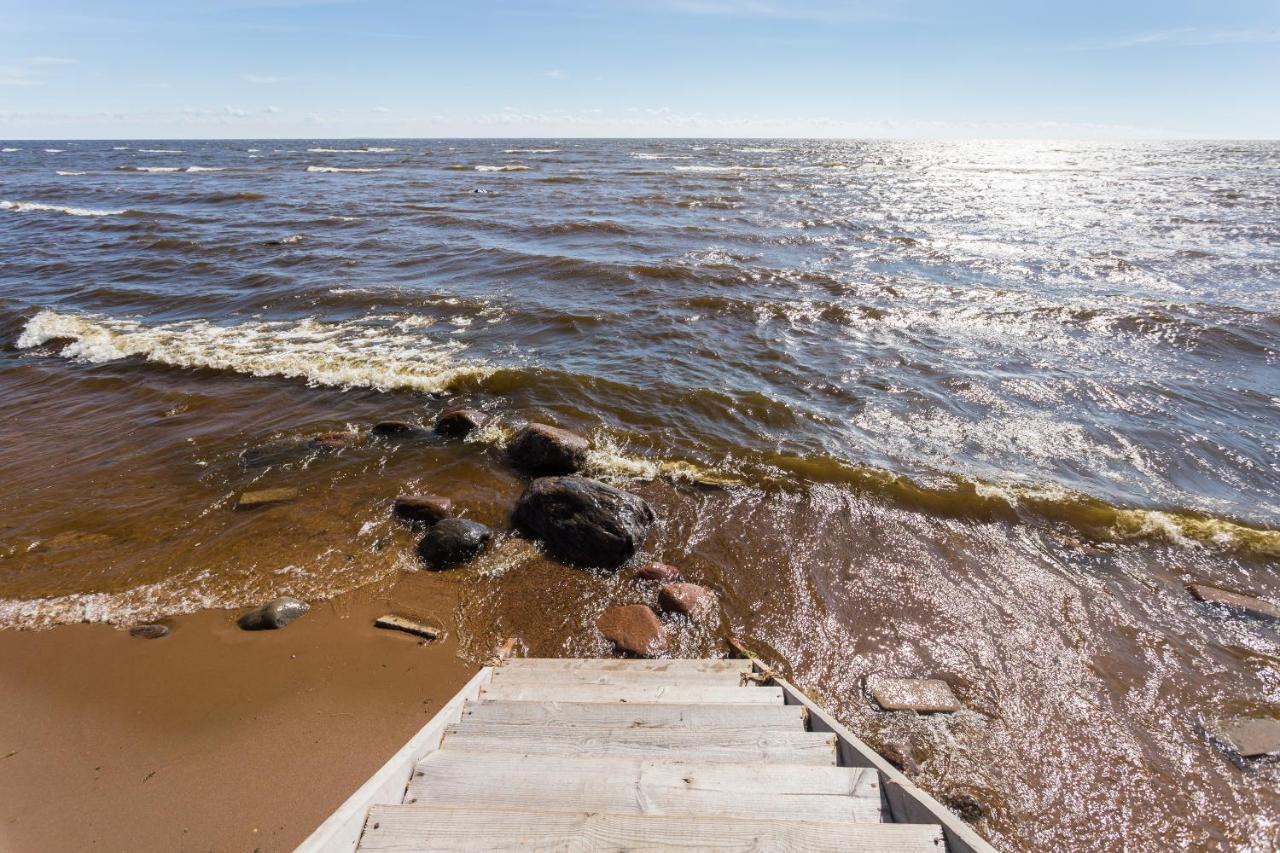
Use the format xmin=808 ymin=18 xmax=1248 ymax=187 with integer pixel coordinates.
xmin=0 ymin=578 xmax=473 ymax=852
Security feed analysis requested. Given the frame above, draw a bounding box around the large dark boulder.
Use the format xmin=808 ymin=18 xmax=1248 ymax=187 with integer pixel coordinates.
xmin=237 ymin=597 xmax=309 ymax=630
xmin=417 ymin=518 xmax=492 ymax=570
xmin=512 ymin=476 xmax=655 ymax=569
xmin=508 ymin=424 xmax=589 ymax=475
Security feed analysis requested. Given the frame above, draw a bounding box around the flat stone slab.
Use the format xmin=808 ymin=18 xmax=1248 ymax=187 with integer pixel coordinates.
xmin=1211 ymin=716 xmax=1280 ymax=758
xmin=866 ymin=676 xmax=962 ymax=713
xmin=1188 ymin=584 xmax=1280 ymax=620
xmin=236 ymin=487 xmax=299 ymax=509
xmin=375 ymin=614 xmax=443 ymax=641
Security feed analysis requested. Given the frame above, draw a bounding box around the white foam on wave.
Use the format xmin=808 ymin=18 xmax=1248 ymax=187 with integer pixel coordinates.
xmin=735 ymin=147 xmax=784 ymax=153
xmin=185 ymin=166 xmax=226 ymax=172
xmin=112 ymin=145 xmax=129 ymax=150
xmin=1 ymin=200 xmax=125 ymax=217
xmin=673 ymin=165 xmax=737 ymax=172
xmin=17 ymin=310 xmax=494 ymax=394
xmin=632 ymin=152 xmax=693 ymax=160
xmin=138 ymin=148 xmax=182 ymax=153
xmin=2 ymin=147 xmax=19 ymax=153
xmin=504 ymin=148 xmax=559 ymax=154
xmin=0 ymin=569 xmax=224 ymax=630
xmin=44 ymin=148 xmax=64 ymax=153
xmin=306 ymin=165 xmax=383 ymax=173
xmin=473 ymin=164 xmax=530 ymax=172
xmin=55 ymin=170 xmax=87 ymax=176
xmin=308 ymin=146 xmax=397 ymax=153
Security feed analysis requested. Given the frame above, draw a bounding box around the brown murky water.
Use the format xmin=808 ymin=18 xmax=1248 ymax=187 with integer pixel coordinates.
xmin=1 ymin=139 xmax=1278 ymax=849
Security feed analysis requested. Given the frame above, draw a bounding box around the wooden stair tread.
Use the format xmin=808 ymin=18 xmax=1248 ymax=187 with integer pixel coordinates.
xmin=501 ymin=658 xmax=752 ymax=674
xmin=441 ymin=724 xmax=838 ymax=765
xmin=480 ymin=681 xmax=782 ymax=705
xmin=359 ymin=805 xmax=944 ymax=852
xmin=460 ymin=699 xmax=807 ymax=731
xmin=489 ymin=667 xmax=749 ymax=687
xmin=405 ymin=750 xmax=881 ymax=823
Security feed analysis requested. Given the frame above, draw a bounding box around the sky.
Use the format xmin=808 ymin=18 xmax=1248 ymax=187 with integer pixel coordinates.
xmin=2 ymin=0 xmax=1278 ymax=139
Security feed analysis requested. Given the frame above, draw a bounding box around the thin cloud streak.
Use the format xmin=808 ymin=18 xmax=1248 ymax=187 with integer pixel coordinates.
xmin=1079 ymin=27 xmax=1280 ymax=50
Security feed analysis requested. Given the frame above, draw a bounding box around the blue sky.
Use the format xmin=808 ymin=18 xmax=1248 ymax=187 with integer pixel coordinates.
xmin=2 ymin=0 xmax=1278 ymax=138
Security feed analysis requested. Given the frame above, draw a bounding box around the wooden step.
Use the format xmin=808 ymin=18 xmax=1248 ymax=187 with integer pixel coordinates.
xmin=359 ymin=805 xmax=944 ymax=852
xmin=501 ymin=657 xmax=751 ymax=674
xmin=405 ymin=751 xmax=881 ymax=823
xmin=460 ymin=700 xmax=807 ymax=731
xmin=489 ymin=666 xmax=749 ymax=688
xmin=441 ymin=724 xmax=838 ymax=765
xmin=480 ymin=681 xmax=782 ymax=705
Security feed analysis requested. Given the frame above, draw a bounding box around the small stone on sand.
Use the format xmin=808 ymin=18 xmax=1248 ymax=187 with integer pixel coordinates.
xmin=128 ymin=624 xmax=169 ymax=640
xmin=237 ymin=597 xmax=309 ymax=631
xmin=374 ymin=614 xmax=443 ymax=641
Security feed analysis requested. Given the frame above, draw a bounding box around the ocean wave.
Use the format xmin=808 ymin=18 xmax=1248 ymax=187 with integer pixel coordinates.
xmin=632 ymin=152 xmax=693 ymax=160
xmin=1 ymin=147 xmax=19 ymax=153
xmin=115 ymin=165 xmax=181 ymax=173
xmin=473 ymin=164 xmax=530 ymax=172
xmin=55 ymin=170 xmax=87 ymax=176
xmin=307 ymin=147 xmax=398 ymax=153
xmin=504 ymin=148 xmax=559 ymax=154
xmin=735 ymin=147 xmax=784 ymax=153
xmin=185 ymin=166 xmax=226 ymax=172
xmin=306 ymin=165 xmax=383 ymax=173
xmin=44 ymin=148 xmax=64 ymax=153
xmin=16 ymin=310 xmax=493 ymax=394
xmin=138 ymin=148 xmax=182 ymax=153
xmin=1 ymin=200 xmax=126 ymax=217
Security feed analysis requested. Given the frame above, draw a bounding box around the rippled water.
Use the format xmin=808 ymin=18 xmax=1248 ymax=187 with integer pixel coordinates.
xmin=1 ymin=139 xmax=1278 ymax=849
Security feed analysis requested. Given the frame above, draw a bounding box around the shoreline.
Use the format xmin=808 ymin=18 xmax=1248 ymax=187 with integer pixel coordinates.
xmin=0 ymin=576 xmax=474 ymax=852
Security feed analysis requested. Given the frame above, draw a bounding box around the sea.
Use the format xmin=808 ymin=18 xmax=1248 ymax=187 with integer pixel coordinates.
xmin=1 ymin=138 xmax=1277 ymax=849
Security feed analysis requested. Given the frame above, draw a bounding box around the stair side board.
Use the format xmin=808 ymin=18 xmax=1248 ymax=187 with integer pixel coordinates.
xmin=459 ymin=698 xmax=809 ymax=730
xmin=359 ymin=805 xmax=947 ymax=852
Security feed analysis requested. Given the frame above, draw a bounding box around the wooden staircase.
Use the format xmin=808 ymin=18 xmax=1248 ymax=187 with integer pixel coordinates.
xmin=301 ymin=658 xmax=992 ymax=852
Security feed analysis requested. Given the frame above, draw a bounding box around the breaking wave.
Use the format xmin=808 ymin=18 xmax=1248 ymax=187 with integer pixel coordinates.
xmin=1 ymin=200 xmax=126 ymax=217
xmin=16 ymin=310 xmax=494 ymax=394
xmin=306 ymin=165 xmax=383 ymax=173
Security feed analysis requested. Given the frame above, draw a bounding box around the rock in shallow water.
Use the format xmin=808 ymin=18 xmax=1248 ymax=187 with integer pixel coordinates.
xmin=866 ymin=675 xmax=962 ymax=713
xmin=128 ymin=623 xmax=169 ymax=639
xmin=508 ymin=423 xmax=590 ymax=475
xmin=235 ymin=487 xmax=299 ymax=509
xmin=597 ymin=604 xmax=668 ymax=656
xmin=512 ymin=475 xmax=655 ymax=569
xmin=417 ymin=518 xmax=492 ymax=570
xmin=1211 ymin=716 xmax=1280 ymax=758
xmin=434 ymin=407 xmax=489 ymax=437
xmin=237 ymin=597 xmax=309 ymax=631
xmin=658 ymin=582 xmax=716 ymax=621
xmin=393 ymin=494 xmax=454 ymax=525
xmin=636 ymin=561 xmax=681 ymax=582
xmin=371 ymin=420 xmax=426 ymax=438
xmin=1187 ymin=583 xmax=1280 ymax=620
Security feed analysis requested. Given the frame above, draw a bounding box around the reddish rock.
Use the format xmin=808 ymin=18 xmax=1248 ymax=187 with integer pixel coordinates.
xmin=393 ymin=494 xmax=454 ymax=525
xmin=435 ymin=407 xmax=490 ymax=437
xmin=1188 ymin=583 xmax=1280 ymax=620
xmin=508 ymin=423 xmax=589 ymax=475
xmin=1211 ymin=716 xmax=1280 ymax=758
xmin=597 ymin=604 xmax=668 ymax=657
xmin=636 ymin=562 xmax=681 ymax=582
xmin=866 ymin=675 xmax=962 ymax=713
xmin=658 ymin=582 xmax=716 ymax=621
xmin=308 ymin=430 xmax=359 ymax=451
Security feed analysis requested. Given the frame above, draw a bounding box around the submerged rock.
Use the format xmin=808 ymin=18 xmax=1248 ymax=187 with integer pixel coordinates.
xmin=1211 ymin=716 xmax=1280 ymax=758
xmin=308 ymin=430 xmax=359 ymax=451
xmin=508 ymin=423 xmax=589 ymax=475
xmin=658 ymin=582 xmax=716 ymax=621
xmin=237 ymin=597 xmax=309 ymax=631
xmin=417 ymin=518 xmax=492 ymax=570
xmin=1188 ymin=583 xmax=1280 ymax=620
xmin=371 ymin=420 xmax=427 ymax=439
xmin=235 ymin=487 xmax=299 ymax=509
xmin=512 ymin=476 xmax=655 ymax=569
xmin=636 ymin=561 xmax=681 ymax=582
xmin=866 ymin=675 xmax=962 ymax=713
xmin=597 ymin=604 xmax=668 ymax=657
xmin=434 ymin=407 xmax=489 ymax=437
xmin=128 ymin=624 xmax=169 ymax=640
xmin=393 ymin=494 xmax=454 ymax=526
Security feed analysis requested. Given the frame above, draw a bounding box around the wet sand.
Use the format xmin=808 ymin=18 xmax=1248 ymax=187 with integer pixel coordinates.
xmin=0 ymin=578 xmax=474 ymax=852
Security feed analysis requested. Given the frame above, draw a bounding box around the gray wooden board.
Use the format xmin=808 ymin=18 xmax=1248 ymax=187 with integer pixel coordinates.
xmin=501 ymin=658 xmax=751 ymax=673
xmin=405 ymin=750 xmax=881 ymax=822
xmin=358 ymin=805 xmax=945 ymax=852
xmin=490 ymin=667 xmax=748 ymax=687
xmin=441 ymin=725 xmax=838 ymax=765
xmin=481 ymin=681 xmax=782 ymax=705
xmin=459 ymin=699 xmax=807 ymax=731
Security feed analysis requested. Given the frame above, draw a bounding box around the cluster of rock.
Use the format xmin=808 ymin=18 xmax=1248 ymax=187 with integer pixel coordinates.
xmin=595 ymin=562 xmax=720 ymax=657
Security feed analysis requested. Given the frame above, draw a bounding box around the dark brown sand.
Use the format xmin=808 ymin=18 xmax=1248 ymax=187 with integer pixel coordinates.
xmin=0 ymin=578 xmax=474 ymax=852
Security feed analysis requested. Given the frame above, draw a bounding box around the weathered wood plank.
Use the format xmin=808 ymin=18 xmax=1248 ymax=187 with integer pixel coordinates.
xmin=359 ymin=805 xmax=945 ymax=852
xmin=441 ymin=725 xmax=838 ymax=765
xmin=490 ymin=667 xmax=747 ymax=687
xmin=480 ymin=681 xmax=782 ymax=704
xmin=296 ymin=667 xmax=492 ymax=853
xmin=405 ymin=751 xmax=881 ymax=822
xmin=459 ymin=699 xmax=807 ymax=731
xmin=501 ymin=657 xmax=751 ymax=674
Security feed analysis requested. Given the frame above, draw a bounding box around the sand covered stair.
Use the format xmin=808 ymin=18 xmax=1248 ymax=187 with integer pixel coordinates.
xmin=355 ymin=658 xmax=945 ymax=852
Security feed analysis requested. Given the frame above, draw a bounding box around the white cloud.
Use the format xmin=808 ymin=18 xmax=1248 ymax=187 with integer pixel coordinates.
xmin=373 ymin=106 xmax=392 ymax=113
xmin=1079 ymin=27 xmax=1280 ymax=49
xmin=265 ymin=105 xmax=282 ymax=113
xmin=19 ymin=56 xmax=76 ymax=66
xmin=544 ymin=69 xmax=567 ymax=79
xmin=240 ymin=73 xmax=293 ymax=84
xmin=225 ymin=105 xmax=248 ymax=117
